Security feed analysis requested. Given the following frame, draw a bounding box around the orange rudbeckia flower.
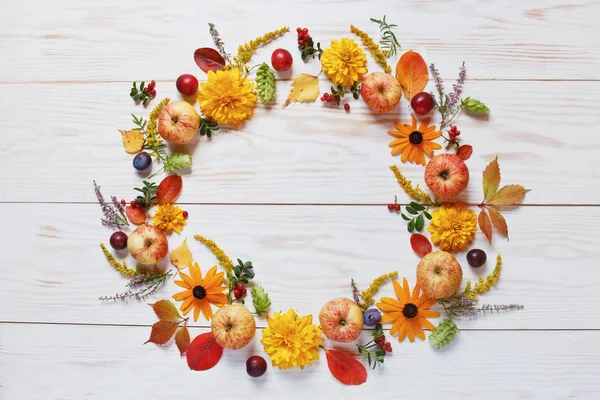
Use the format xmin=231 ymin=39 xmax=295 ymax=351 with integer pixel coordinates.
xmin=388 ymin=114 xmax=442 ymax=166
xmin=172 ymin=263 xmax=228 ymax=321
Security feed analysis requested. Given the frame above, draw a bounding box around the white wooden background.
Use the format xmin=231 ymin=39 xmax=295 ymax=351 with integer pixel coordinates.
xmin=1 ymin=0 xmax=599 ymax=398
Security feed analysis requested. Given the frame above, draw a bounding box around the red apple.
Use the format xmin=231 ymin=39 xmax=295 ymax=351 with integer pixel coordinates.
xmin=360 ymin=72 xmax=402 ymax=112
xmin=424 ymin=154 xmax=469 ymax=198
xmin=211 ymin=305 xmax=256 ymax=350
xmin=127 ymin=224 xmax=168 ymax=264
xmin=157 ymin=101 xmax=200 ymax=144
xmin=416 ymin=251 xmax=463 ymax=299
xmin=319 ymin=298 xmax=364 ymax=343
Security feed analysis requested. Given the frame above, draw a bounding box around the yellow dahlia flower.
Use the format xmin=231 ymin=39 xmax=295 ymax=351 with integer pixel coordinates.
xmin=152 ymin=203 xmax=186 ymax=235
xmin=261 ymin=309 xmax=324 ymax=370
xmin=321 ymin=38 xmax=368 ymax=86
xmin=427 ymin=203 xmax=478 ymax=252
xmin=197 ymin=68 xmax=257 ymax=127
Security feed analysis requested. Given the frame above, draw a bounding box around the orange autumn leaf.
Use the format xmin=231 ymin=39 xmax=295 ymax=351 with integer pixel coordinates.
xmin=410 ymin=233 xmax=432 ymax=257
xmin=150 ymin=299 xmax=181 ymax=322
xmin=395 ymin=50 xmax=428 ymax=100
xmin=175 ymin=324 xmax=191 ymax=357
xmin=487 ymin=184 xmax=531 ymax=206
xmin=325 ymin=349 xmax=367 ymax=386
xmin=145 ymin=321 xmax=180 ymax=345
xmin=125 ymin=205 xmax=146 ymax=225
xmin=156 ymin=175 xmax=183 ymax=205
xmin=482 ymin=156 xmax=501 ymax=201
xmin=487 ymin=206 xmax=509 ymax=239
xmin=478 ymin=209 xmax=493 ymax=244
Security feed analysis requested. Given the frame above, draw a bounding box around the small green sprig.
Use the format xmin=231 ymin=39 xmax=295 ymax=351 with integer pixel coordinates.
xmin=370 ymin=16 xmax=401 ymax=58
xmin=133 ymin=181 xmax=158 ymax=210
xmin=199 ymin=118 xmax=219 ymax=138
xmin=133 ymin=114 xmax=167 ymax=162
xmin=357 ymin=324 xmax=388 ymax=369
xmin=130 ymin=81 xmax=155 ymax=106
xmin=401 ymin=201 xmax=432 ymax=233
xmin=328 ymin=82 xmax=361 ymax=105
xmin=227 ymin=259 xmax=255 ymax=304
xmin=299 ymin=37 xmax=323 ymax=61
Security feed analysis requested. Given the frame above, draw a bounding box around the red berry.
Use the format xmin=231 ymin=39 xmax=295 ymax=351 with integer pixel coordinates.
xmin=410 ymin=92 xmax=435 ymax=115
xmin=241 ymin=288 xmax=247 ymax=296
xmin=236 ymin=283 xmax=245 ymax=290
xmin=130 ymin=200 xmax=137 ymax=207
xmin=150 ymin=89 xmax=156 ymax=96
xmin=298 ymin=39 xmax=304 ymax=46
xmin=182 ymin=211 xmax=188 ymax=219
xmin=143 ymin=87 xmax=149 ymax=93
xmin=148 ymin=80 xmax=156 ymax=89
xmin=296 ymin=27 xmax=302 ymax=33
xmin=233 ymin=289 xmax=242 ymax=299
xmin=387 ymin=204 xmax=393 ymax=211
xmin=304 ymin=34 xmax=310 ymax=40
xmin=302 ymin=28 xmax=308 ymax=35
xmin=344 ymin=103 xmax=350 ymax=111
xmin=394 ymin=204 xmax=400 ymax=211
xmin=271 ymin=48 xmax=293 ymax=72
xmin=120 ymin=199 xmax=126 ymax=205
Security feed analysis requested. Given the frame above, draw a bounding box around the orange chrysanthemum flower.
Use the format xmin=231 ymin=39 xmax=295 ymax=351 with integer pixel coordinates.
xmin=388 ymin=114 xmax=442 ymax=166
xmin=376 ymin=278 xmax=440 ymax=342
xmin=172 ymin=263 xmax=228 ymax=321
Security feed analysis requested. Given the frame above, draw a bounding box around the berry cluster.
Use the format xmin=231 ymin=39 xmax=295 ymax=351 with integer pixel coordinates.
xmin=320 ymin=92 xmax=340 ymax=104
xmin=445 ymin=125 xmax=461 ymax=148
xmin=233 ymin=282 xmax=247 ymax=300
xmin=387 ymin=195 xmax=401 ymax=212
xmin=143 ymin=80 xmax=157 ymax=97
xmin=296 ymin=27 xmax=310 ymax=46
xmin=296 ymin=27 xmax=323 ymax=61
xmin=374 ymin=335 xmax=393 ymax=352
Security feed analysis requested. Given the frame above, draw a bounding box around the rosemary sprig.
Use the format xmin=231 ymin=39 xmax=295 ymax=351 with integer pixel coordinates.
xmin=370 ymin=16 xmax=401 ymax=58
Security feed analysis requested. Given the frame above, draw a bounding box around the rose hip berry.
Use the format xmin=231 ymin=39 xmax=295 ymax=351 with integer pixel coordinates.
xmin=344 ymin=103 xmax=350 ymax=111
xmin=182 ymin=211 xmax=188 ymax=219
xmin=246 ymin=356 xmax=267 ymax=378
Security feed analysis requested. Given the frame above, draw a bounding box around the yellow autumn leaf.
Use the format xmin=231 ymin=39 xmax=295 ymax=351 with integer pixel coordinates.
xmin=120 ymin=129 xmax=144 ymax=154
xmin=482 ymin=156 xmax=501 ymax=201
xmin=170 ymin=238 xmax=193 ymax=270
xmin=283 ymin=73 xmax=320 ymax=107
xmin=487 ymin=184 xmax=530 ymax=206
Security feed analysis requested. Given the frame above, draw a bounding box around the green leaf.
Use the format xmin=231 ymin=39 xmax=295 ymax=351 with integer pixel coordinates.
xmin=140 ymin=81 xmax=145 ymax=90
xmin=415 ymin=214 xmax=425 ymax=232
xmin=408 ymin=219 xmax=415 ymax=232
xmin=401 ymin=213 xmax=411 ymax=221
xmin=424 ymin=211 xmax=432 ymax=220
xmin=410 ymin=202 xmax=426 ymax=211
xmin=405 ymin=206 xmax=418 ymax=215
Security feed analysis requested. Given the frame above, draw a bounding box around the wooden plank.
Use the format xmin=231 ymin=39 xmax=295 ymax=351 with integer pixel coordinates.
xmin=1 ymin=0 xmax=599 ymax=82
xmin=0 ymin=203 xmax=597 ymax=329
xmin=1 ymin=323 xmax=598 ymax=399
xmin=1 ymin=80 xmax=598 ymax=204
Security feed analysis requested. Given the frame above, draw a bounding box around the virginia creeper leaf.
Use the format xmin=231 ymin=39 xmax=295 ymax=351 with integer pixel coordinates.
xmin=125 ymin=205 xmax=146 ymax=225
xmin=395 ymin=50 xmax=428 ymax=100
xmin=283 ymin=74 xmax=320 ymax=107
xmin=456 ymin=144 xmax=473 ymax=161
xmin=145 ymin=321 xmax=179 ymax=345
xmin=482 ymin=156 xmax=501 ymax=201
xmin=410 ymin=233 xmax=432 ymax=257
xmin=325 ymin=349 xmax=367 ymax=386
xmin=478 ymin=209 xmax=493 ymax=244
xmin=170 ymin=238 xmax=193 ymax=270
xmin=193 ymin=48 xmax=226 ymax=73
xmin=487 ymin=184 xmax=530 ymax=206
xmin=149 ymin=299 xmax=181 ymax=322
xmin=175 ymin=324 xmax=191 ymax=357
xmin=487 ymin=206 xmax=509 ymax=239
xmin=186 ymin=332 xmax=223 ymax=371
xmin=156 ymin=175 xmax=183 ymax=205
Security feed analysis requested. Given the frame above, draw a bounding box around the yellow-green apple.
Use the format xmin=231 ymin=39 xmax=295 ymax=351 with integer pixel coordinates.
xmin=319 ymin=298 xmax=364 ymax=342
xmin=424 ymin=154 xmax=469 ymax=198
xmin=211 ymin=305 xmax=256 ymax=350
xmin=157 ymin=101 xmax=200 ymax=144
xmin=416 ymin=251 xmax=463 ymax=299
xmin=360 ymin=72 xmax=402 ymax=112
xmin=127 ymin=224 xmax=168 ymax=264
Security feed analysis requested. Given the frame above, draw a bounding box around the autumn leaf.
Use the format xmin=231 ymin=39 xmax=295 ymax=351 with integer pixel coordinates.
xmin=487 ymin=184 xmax=531 ymax=206
xmin=149 ymin=300 xmax=181 ymax=322
xmin=283 ymin=74 xmax=320 ymax=107
xmin=175 ymin=323 xmax=191 ymax=357
xmin=156 ymin=175 xmax=183 ymax=205
xmin=487 ymin=206 xmax=508 ymax=239
xmin=194 ymin=48 xmax=226 ymax=73
xmin=120 ymin=129 xmax=144 ymax=154
xmin=478 ymin=209 xmax=493 ymax=244
xmin=325 ymin=349 xmax=367 ymax=386
xmin=125 ymin=205 xmax=146 ymax=225
xmin=456 ymin=145 xmax=473 ymax=161
xmin=395 ymin=50 xmax=428 ymax=100
xmin=170 ymin=238 xmax=193 ymax=270
xmin=145 ymin=321 xmax=180 ymax=345
xmin=186 ymin=332 xmax=223 ymax=371
xmin=410 ymin=233 xmax=432 ymax=257
xmin=482 ymin=156 xmax=501 ymax=201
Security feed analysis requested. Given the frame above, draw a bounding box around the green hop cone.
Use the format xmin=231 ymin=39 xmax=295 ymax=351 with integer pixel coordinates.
xmin=255 ymin=63 xmax=276 ymax=104
xmin=164 ymin=153 xmax=192 ymax=173
xmin=461 ymin=97 xmax=490 ymax=115
xmin=251 ymin=286 xmax=271 ymax=315
xmin=429 ymin=319 xmax=460 ymax=349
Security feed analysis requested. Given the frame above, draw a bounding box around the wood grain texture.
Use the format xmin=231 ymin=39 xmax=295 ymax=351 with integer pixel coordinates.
xmin=1 ymin=0 xmax=599 ymax=82
xmin=1 ymin=203 xmax=597 ymax=329
xmin=1 ymin=323 xmax=599 ymax=399
xmin=1 ymin=80 xmax=597 ymax=204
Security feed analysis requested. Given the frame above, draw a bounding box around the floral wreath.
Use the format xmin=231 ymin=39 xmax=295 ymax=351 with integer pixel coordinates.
xmin=96 ymin=19 xmax=529 ymax=385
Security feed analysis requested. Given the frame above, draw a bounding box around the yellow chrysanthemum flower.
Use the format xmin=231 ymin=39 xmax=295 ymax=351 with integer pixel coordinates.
xmin=427 ymin=203 xmax=477 ymax=252
xmin=197 ymin=69 xmax=257 ymax=127
xmin=152 ymin=203 xmax=187 ymax=235
xmin=261 ymin=309 xmax=324 ymax=370
xmin=321 ymin=38 xmax=368 ymax=86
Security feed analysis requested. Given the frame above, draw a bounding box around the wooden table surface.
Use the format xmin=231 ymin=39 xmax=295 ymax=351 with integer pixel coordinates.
xmin=1 ymin=0 xmax=599 ymax=398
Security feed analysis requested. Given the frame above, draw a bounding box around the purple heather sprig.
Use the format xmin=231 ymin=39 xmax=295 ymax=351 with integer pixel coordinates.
xmin=442 ymin=296 xmax=524 ymax=318
xmin=429 ymin=62 xmax=468 ymax=130
xmin=93 ymin=181 xmax=129 ymax=230
xmin=350 ymin=279 xmax=361 ymax=306
xmin=208 ymin=22 xmax=231 ymax=64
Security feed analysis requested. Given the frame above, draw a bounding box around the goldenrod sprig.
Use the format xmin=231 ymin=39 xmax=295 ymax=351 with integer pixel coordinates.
xmin=194 ymin=234 xmax=234 ymax=277
xmin=390 ymin=165 xmax=437 ymax=206
xmin=233 ymin=27 xmax=290 ymax=67
xmin=100 ymin=243 xmax=137 ymax=277
xmin=464 ymin=255 xmax=502 ymax=300
xmin=359 ymin=271 xmax=398 ymax=310
xmin=350 ymin=24 xmax=391 ymax=73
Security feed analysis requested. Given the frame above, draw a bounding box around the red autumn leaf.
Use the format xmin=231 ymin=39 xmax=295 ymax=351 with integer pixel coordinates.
xmin=186 ymin=332 xmax=223 ymax=371
xmin=325 ymin=349 xmax=367 ymax=386
xmin=149 ymin=299 xmax=181 ymax=321
xmin=145 ymin=321 xmax=179 ymax=345
xmin=456 ymin=144 xmax=473 ymax=161
xmin=487 ymin=206 xmax=509 ymax=239
xmin=410 ymin=233 xmax=432 ymax=257
xmin=175 ymin=324 xmax=191 ymax=357
xmin=478 ymin=208 xmax=493 ymax=244
xmin=156 ymin=175 xmax=183 ymax=205
xmin=194 ymin=48 xmax=226 ymax=73
xmin=125 ymin=205 xmax=146 ymax=225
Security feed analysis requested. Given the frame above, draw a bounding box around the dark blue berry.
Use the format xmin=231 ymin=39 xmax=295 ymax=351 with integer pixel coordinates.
xmin=363 ymin=308 xmax=382 ymax=327
xmin=133 ymin=152 xmax=152 ymax=171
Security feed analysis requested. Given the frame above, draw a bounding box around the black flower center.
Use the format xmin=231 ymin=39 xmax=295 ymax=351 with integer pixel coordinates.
xmin=409 ymin=131 xmax=423 ymax=144
xmin=192 ymin=285 xmax=207 ymax=299
xmin=402 ymin=303 xmax=418 ymax=319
